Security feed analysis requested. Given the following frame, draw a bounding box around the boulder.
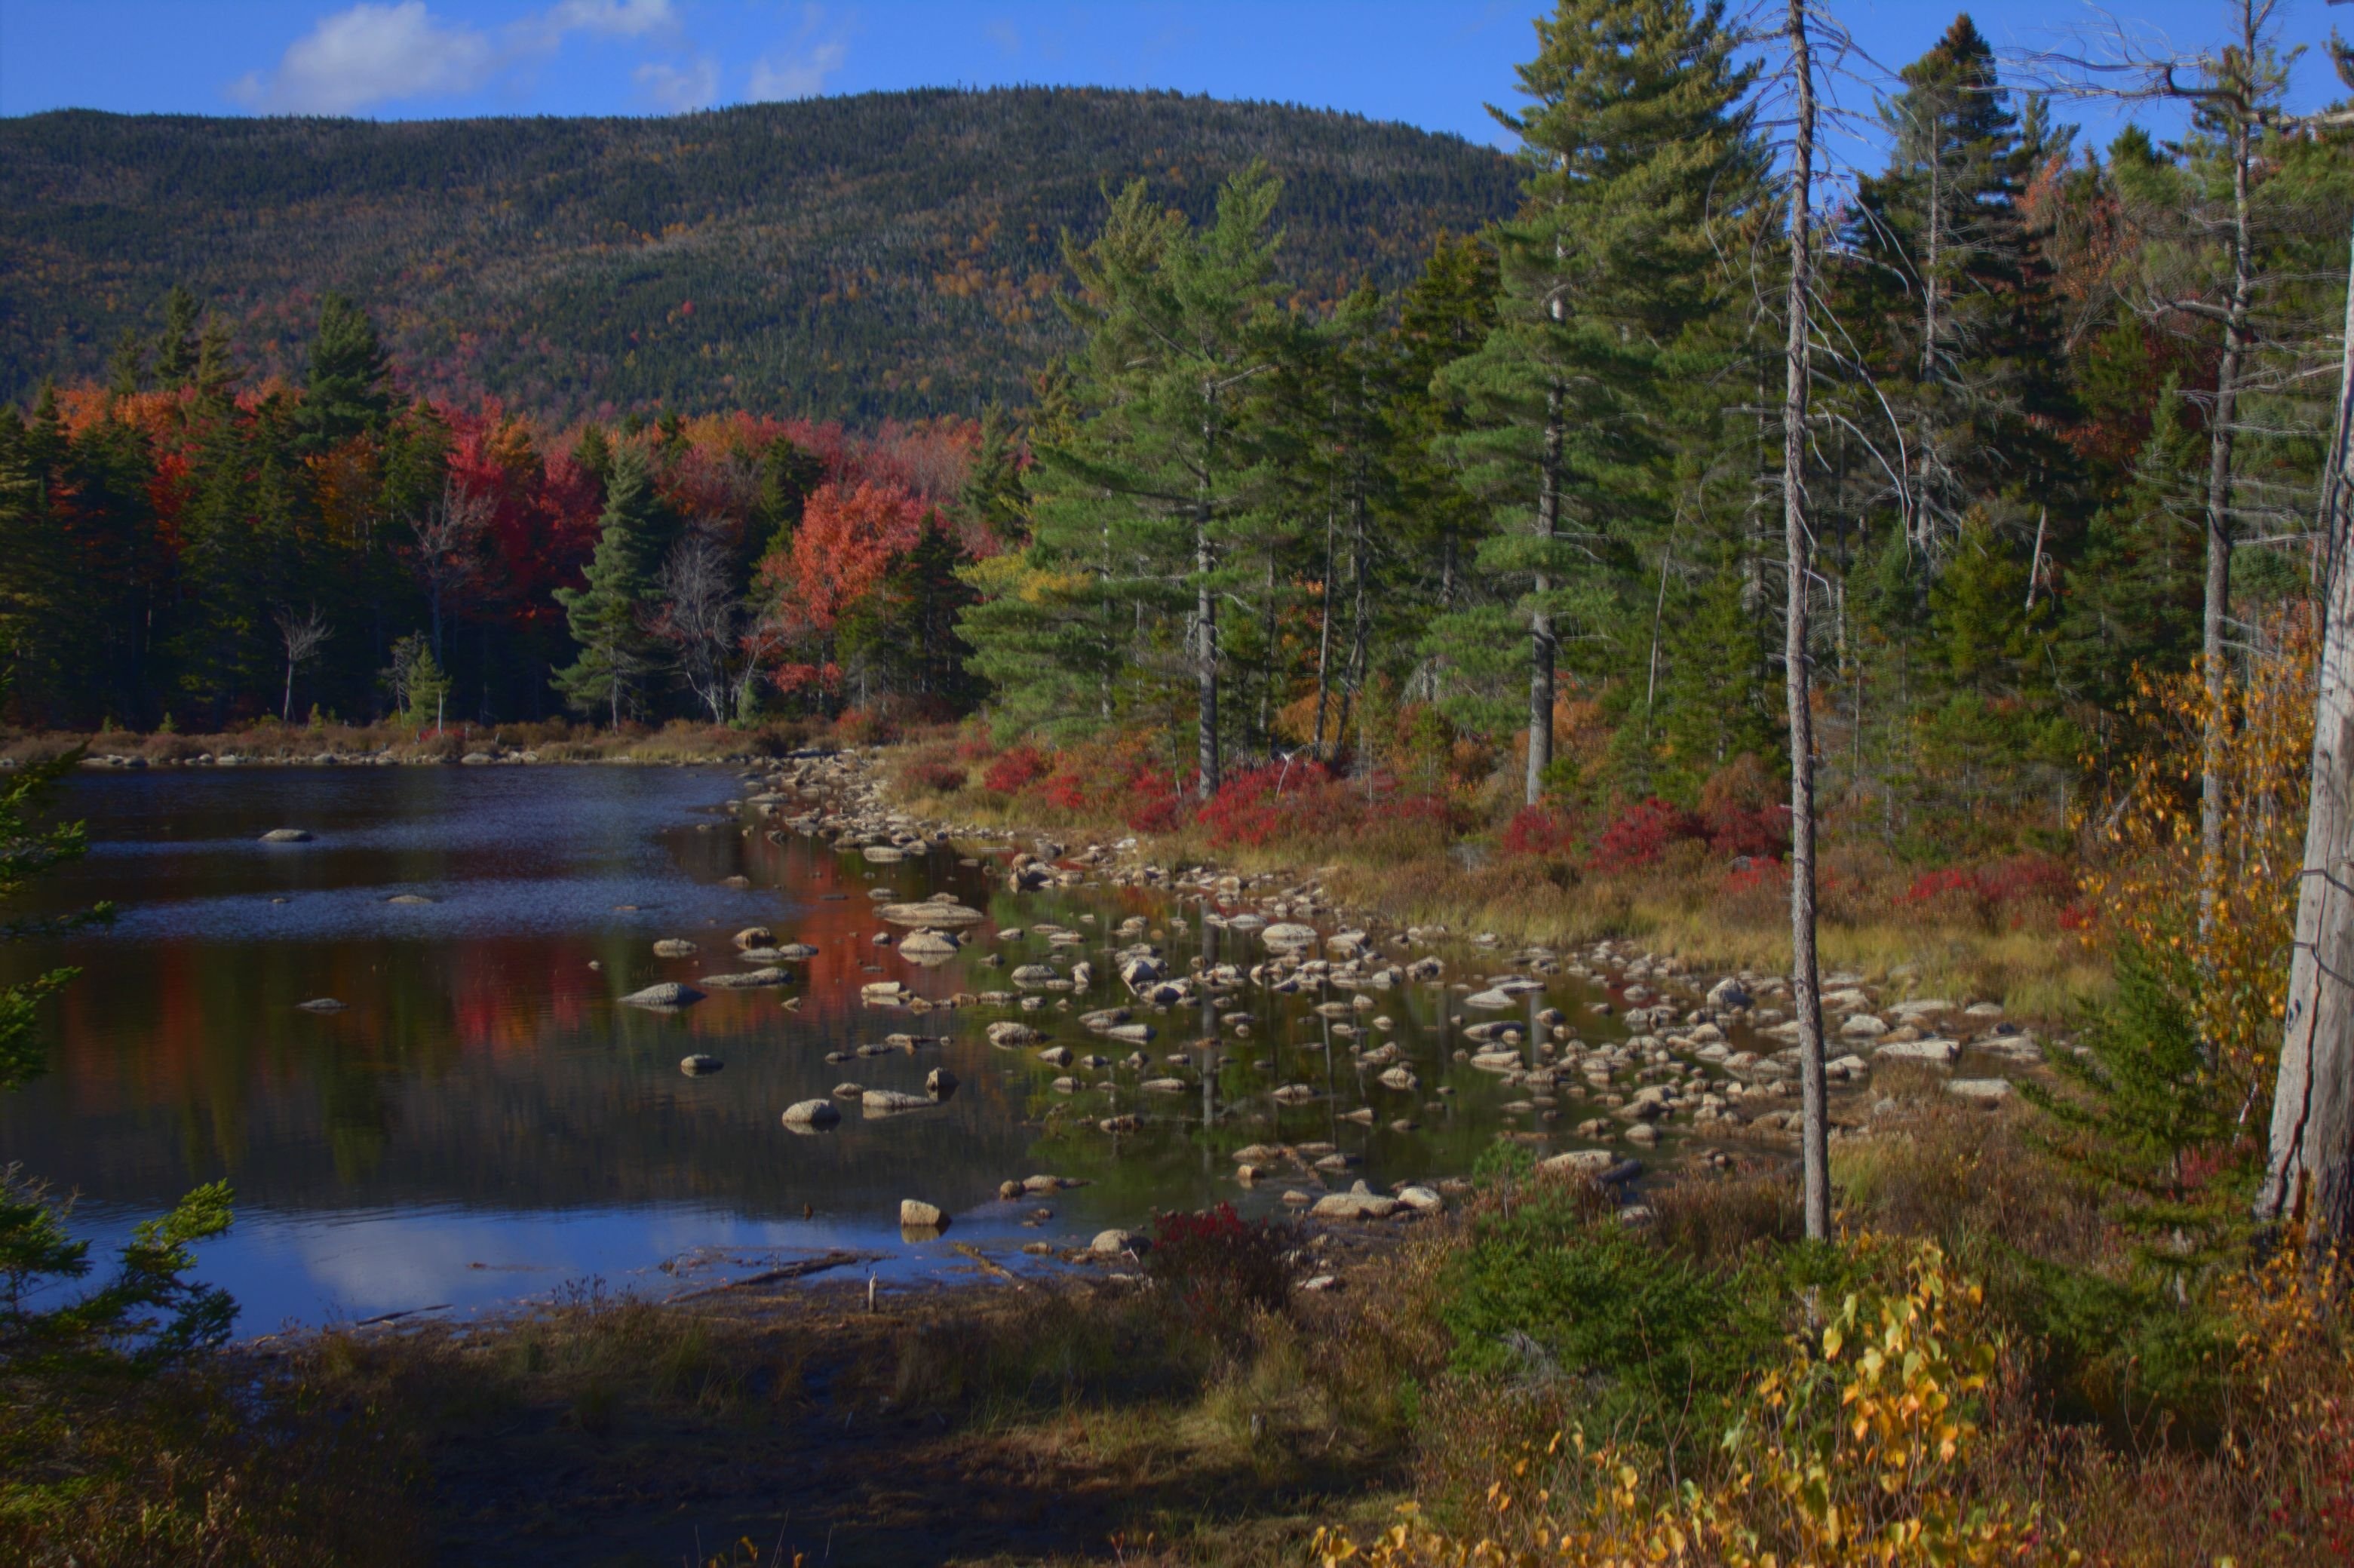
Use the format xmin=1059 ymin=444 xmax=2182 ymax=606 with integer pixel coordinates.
xmin=988 ymin=1021 xmax=1042 ymax=1048
xmin=1037 ymin=1045 xmax=1073 ymax=1067
xmin=1090 ymin=1229 xmax=1148 ymax=1257
xmin=1840 ymin=1013 xmax=1889 ymax=1039
xmin=1395 ymin=1185 xmax=1444 ymax=1214
xmin=1706 ymin=977 xmax=1753 ymax=1010
xmin=733 ymin=926 xmax=775 ymax=950
xmin=679 ymin=1054 xmax=724 ymax=1076
xmin=652 ymin=938 xmax=699 ymax=958
xmin=898 ymin=929 xmax=961 ymax=961
xmin=863 ymin=1089 xmax=934 ymax=1115
xmin=777 ymin=943 xmax=820 ymax=960
xmin=831 ymin=1082 xmax=865 ymax=1099
xmin=900 ymin=1198 xmax=946 ymax=1229
xmin=258 ymin=828 xmax=314 ymax=843
xmin=1312 ymin=1182 xmax=1401 ymax=1220
xmin=1261 ymin=923 xmax=1319 ymax=950
xmin=1947 ymin=1078 xmax=2013 ymax=1103
xmin=296 ymin=998 xmax=345 ymax=1013
xmin=781 ymin=1098 xmax=839 ymax=1128
xmin=621 ymin=982 xmax=705 ymax=1008
xmin=1377 ymin=1066 xmax=1419 ymax=1092
xmin=1539 ymin=1149 xmax=1616 ymax=1178
xmin=925 ymin=1067 xmax=959 ymax=1100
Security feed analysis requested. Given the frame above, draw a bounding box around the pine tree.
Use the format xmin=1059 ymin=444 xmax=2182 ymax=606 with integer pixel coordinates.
xmin=1429 ymin=0 xmax=1759 ymax=805
xmin=551 ymin=445 xmax=661 ymax=726
xmin=984 ymin=167 xmax=1285 ymax=791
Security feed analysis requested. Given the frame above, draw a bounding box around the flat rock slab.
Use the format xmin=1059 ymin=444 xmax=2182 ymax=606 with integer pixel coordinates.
xmin=879 ymin=902 xmax=987 ymax=928
xmin=1875 ymin=1037 xmax=1960 ymax=1064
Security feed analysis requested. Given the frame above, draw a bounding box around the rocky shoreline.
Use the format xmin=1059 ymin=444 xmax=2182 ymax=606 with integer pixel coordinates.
xmin=732 ymin=747 xmax=2061 ymax=1257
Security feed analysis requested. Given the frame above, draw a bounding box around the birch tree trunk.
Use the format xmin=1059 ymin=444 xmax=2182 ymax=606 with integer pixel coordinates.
xmin=1782 ymin=0 xmax=1831 ymax=1244
xmin=2259 ymin=211 xmax=2354 ymax=1244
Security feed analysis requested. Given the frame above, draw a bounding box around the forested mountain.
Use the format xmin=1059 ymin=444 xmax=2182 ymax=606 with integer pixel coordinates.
xmin=0 ymin=90 xmax=1518 ymax=422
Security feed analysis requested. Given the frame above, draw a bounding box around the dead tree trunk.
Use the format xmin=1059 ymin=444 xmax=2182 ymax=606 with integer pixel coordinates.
xmin=1527 ymin=377 xmax=1562 ymax=806
xmin=2259 ymin=209 xmax=2354 ymax=1246
xmin=2199 ymin=91 xmax=2256 ymax=940
xmin=1782 ymin=0 xmax=1831 ymax=1243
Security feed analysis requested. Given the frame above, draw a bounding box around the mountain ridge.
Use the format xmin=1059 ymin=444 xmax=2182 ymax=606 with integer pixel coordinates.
xmin=0 ymin=88 xmax=1521 ymax=421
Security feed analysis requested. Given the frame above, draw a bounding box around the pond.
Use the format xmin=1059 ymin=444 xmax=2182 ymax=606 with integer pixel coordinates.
xmin=1 ymin=762 xmax=1788 ymax=1333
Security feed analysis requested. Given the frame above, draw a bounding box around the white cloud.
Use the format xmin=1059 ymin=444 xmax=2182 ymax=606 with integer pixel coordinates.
xmin=231 ymin=0 xmax=692 ymax=116
xmin=635 ymin=54 xmax=720 ymax=112
xmin=747 ymin=41 xmax=846 ymax=100
xmin=747 ymin=6 xmax=850 ymax=102
xmin=230 ymin=2 xmax=499 ymax=114
xmin=540 ymin=0 xmax=677 ymax=43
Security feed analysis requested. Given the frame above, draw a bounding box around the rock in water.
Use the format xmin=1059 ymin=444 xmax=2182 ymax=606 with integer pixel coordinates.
xmin=781 ymin=1098 xmax=839 ymax=1128
xmin=680 ymin=1054 xmax=724 ymax=1076
xmin=652 ymin=938 xmax=699 ymax=958
xmin=1261 ymin=923 xmax=1318 ymax=950
xmin=733 ymin=925 xmax=775 ymax=949
xmin=698 ymin=967 xmax=789 ymax=989
xmin=879 ymin=901 xmax=987 ymax=928
xmin=987 ymin=1021 xmax=1042 ymax=1048
xmin=296 ymin=998 xmax=345 ymax=1013
xmin=621 ymin=981 xmax=705 ymax=1008
xmin=898 ymin=929 xmax=960 ymax=962
xmin=862 ymin=1089 xmax=933 ymax=1115
xmin=901 ymin=1198 xmax=946 ymax=1229
xmin=259 ymin=828 xmax=313 ymax=842
xmin=925 ymin=1067 xmax=959 ymax=1100
xmin=1090 ymin=1229 xmax=1148 ymax=1256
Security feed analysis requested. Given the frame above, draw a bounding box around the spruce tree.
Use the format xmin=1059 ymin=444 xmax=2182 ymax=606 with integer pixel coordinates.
xmin=153 ymin=284 xmax=201 ymax=388
xmin=552 ymin=445 xmax=660 ymax=727
xmin=294 ymin=293 xmax=392 ymax=455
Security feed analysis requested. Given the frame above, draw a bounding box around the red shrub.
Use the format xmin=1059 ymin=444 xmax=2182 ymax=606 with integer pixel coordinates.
xmin=1192 ymin=760 xmax=1339 ymax=848
xmin=1588 ymin=797 xmax=1707 ymax=873
xmin=1501 ymin=805 xmax=1582 ymax=859
xmin=981 ymin=744 xmax=1049 ymax=793
xmin=1145 ymin=1202 xmax=1291 ymax=1320
xmin=1901 ymin=854 xmax=2079 ymax=930
xmin=1036 ymin=770 xmax=1088 ymax=812
xmin=904 ymin=757 xmax=967 ymax=794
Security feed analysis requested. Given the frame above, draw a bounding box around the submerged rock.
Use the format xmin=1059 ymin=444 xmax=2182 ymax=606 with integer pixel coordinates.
xmin=621 ymin=981 xmax=705 ymax=1008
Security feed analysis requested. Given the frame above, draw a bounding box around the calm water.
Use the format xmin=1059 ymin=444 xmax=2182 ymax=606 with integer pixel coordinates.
xmin=2 ymin=764 xmax=1671 ymax=1333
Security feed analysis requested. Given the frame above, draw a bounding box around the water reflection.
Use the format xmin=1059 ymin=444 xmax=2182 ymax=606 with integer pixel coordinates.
xmin=1 ymin=764 xmax=1687 ymax=1331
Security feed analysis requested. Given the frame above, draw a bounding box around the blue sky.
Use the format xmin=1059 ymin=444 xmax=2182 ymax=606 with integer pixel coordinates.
xmin=1 ymin=1 xmax=2347 ymax=157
